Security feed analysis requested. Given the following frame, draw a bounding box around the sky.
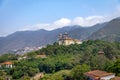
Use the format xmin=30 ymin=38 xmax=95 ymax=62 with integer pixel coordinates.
xmin=0 ymin=0 xmax=120 ymax=36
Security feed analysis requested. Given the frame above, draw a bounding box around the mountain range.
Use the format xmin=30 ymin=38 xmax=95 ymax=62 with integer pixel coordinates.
xmin=88 ymin=18 xmax=120 ymax=41
xmin=0 ymin=17 xmax=120 ymax=53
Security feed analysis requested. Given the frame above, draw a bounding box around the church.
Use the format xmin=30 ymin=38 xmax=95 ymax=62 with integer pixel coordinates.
xmin=58 ymin=32 xmax=82 ymax=45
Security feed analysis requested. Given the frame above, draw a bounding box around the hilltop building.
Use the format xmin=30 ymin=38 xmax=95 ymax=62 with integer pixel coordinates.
xmin=58 ymin=32 xmax=82 ymax=45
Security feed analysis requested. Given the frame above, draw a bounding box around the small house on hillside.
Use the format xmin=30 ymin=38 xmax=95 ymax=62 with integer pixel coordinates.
xmin=0 ymin=61 xmax=13 ymax=68
xmin=85 ymin=70 xmax=115 ymax=80
xmin=98 ymin=50 xmax=104 ymax=55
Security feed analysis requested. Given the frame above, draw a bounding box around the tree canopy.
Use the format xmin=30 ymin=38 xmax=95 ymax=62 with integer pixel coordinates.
xmin=0 ymin=40 xmax=120 ymax=79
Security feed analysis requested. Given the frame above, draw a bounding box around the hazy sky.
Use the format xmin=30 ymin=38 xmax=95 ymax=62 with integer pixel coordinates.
xmin=0 ymin=0 xmax=120 ymax=36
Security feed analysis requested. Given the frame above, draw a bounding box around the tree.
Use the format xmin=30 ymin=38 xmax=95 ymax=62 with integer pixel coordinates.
xmin=107 ymin=59 xmax=120 ymax=76
xmin=71 ymin=64 xmax=90 ymax=80
xmin=0 ymin=70 xmax=6 ymax=76
xmin=53 ymin=42 xmax=59 ymax=46
xmin=23 ymin=75 xmax=30 ymax=80
xmin=90 ymin=55 xmax=111 ymax=70
xmin=42 ymin=70 xmax=71 ymax=80
xmin=0 ymin=77 xmax=4 ymax=80
xmin=28 ymin=68 xmax=39 ymax=77
xmin=39 ymin=61 xmax=55 ymax=73
xmin=0 ymin=70 xmax=7 ymax=80
xmin=12 ymin=70 xmax=24 ymax=79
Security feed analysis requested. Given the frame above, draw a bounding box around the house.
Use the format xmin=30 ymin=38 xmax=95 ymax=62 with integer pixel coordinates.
xmin=85 ymin=70 xmax=115 ymax=80
xmin=58 ymin=32 xmax=82 ymax=45
xmin=2 ymin=61 xmax=13 ymax=68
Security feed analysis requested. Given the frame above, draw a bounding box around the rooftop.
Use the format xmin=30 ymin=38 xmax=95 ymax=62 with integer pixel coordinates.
xmin=2 ymin=61 xmax=13 ymax=65
xmin=85 ymin=70 xmax=114 ymax=79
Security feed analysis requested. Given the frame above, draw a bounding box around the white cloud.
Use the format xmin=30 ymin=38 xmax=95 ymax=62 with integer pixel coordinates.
xmin=72 ymin=16 xmax=106 ymax=26
xmin=49 ymin=18 xmax=71 ymax=30
xmin=21 ymin=16 xmax=109 ymax=31
xmin=21 ymin=5 xmax=120 ymax=31
xmin=21 ymin=18 xmax=71 ymax=31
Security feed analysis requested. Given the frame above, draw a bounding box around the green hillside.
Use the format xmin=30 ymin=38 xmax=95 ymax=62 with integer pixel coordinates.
xmin=0 ymin=40 xmax=120 ymax=80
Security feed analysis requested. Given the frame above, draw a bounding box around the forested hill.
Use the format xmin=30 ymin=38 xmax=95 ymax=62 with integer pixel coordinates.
xmin=39 ymin=40 xmax=120 ymax=60
xmin=0 ymin=40 xmax=120 ymax=79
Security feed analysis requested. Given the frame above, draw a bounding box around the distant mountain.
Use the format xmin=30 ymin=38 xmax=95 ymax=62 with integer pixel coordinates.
xmin=68 ymin=23 xmax=107 ymax=39
xmin=0 ymin=24 xmax=104 ymax=54
xmin=88 ymin=18 xmax=120 ymax=42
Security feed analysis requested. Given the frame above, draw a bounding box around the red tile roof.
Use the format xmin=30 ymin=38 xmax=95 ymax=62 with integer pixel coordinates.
xmin=85 ymin=70 xmax=114 ymax=79
xmin=3 ymin=61 xmax=13 ymax=65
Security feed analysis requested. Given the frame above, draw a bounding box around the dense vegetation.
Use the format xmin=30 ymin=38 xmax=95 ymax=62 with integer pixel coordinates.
xmin=0 ymin=40 xmax=120 ymax=80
